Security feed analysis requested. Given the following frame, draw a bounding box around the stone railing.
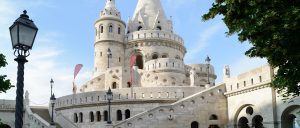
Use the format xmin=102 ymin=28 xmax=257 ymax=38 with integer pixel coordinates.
xmin=125 ymin=30 xmax=184 ymax=45
xmin=25 ymin=106 xmax=52 ymax=128
xmin=144 ymin=58 xmax=185 ymax=72
xmin=55 ymin=87 xmax=200 ymax=109
xmin=56 ymin=112 xmax=79 ymax=128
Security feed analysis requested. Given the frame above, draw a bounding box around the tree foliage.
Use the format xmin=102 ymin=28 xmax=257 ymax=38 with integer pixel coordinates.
xmin=0 ymin=53 xmax=12 ymax=93
xmin=203 ymin=0 xmax=300 ymax=98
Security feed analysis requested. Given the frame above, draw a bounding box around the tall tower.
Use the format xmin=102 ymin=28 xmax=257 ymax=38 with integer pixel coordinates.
xmin=125 ymin=0 xmax=187 ymax=87
xmin=93 ymin=0 xmax=126 ymax=77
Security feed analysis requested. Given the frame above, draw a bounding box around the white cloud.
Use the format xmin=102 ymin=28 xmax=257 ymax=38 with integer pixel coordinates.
xmin=185 ymin=22 xmax=223 ymax=63
xmin=229 ymin=56 xmax=268 ymax=77
xmin=0 ymin=0 xmax=91 ymax=106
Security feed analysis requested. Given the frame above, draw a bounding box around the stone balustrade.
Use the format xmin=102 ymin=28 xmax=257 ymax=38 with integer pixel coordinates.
xmin=55 ymin=87 xmax=201 ymax=109
xmin=125 ymin=30 xmax=184 ymax=45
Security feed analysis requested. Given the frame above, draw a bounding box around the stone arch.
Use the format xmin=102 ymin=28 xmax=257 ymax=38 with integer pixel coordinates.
xmin=137 ymin=26 xmax=143 ymax=31
xmin=112 ymin=82 xmax=117 ymax=89
xmin=209 ymin=114 xmax=218 ymax=120
xmin=191 ymin=121 xmax=199 ymax=128
xmin=89 ymin=111 xmax=94 ymax=122
xmin=127 ymin=82 xmax=132 ymax=88
xmin=152 ymin=53 xmax=159 ymax=59
xmin=100 ymin=24 xmax=104 ymax=33
xmin=233 ymin=104 xmax=254 ymax=126
xmin=281 ymin=105 xmax=300 ymax=128
xmin=118 ymin=25 xmax=121 ymax=34
xmin=208 ymin=125 xmax=220 ymax=128
xmin=74 ymin=113 xmax=78 ymax=123
xmin=116 ymin=110 xmax=122 ymax=121
xmin=157 ymin=26 xmax=162 ymax=30
xmin=252 ymin=115 xmax=263 ymax=128
xmin=125 ymin=109 xmax=131 ymax=119
xmin=109 ymin=24 xmax=113 ymax=33
xmin=104 ymin=111 xmax=108 ymax=121
xmin=79 ymin=112 xmax=83 ymax=123
xmin=96 ymin=111 xmax=101 ymax=122
xmin=161 ymin=53 xmax=168 ymax=58
xmin=136 ymin=54 xmax=144 ymax=69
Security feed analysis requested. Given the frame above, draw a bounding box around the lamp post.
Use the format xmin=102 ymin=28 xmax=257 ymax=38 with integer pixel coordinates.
xmin=9 ymin=10 xmax=38 ymax=128
xmin=107 ymin=48 xmax=112 ymax=68
xmin=50 ymin=78 xmax=54 ymax=95
xmin=205 ymin=56 xmax=211 ymax=85
xmin=106 ymin=88 xmax=113 ymax=124
xmin=50 ymin=93 xmax=56 ymax=126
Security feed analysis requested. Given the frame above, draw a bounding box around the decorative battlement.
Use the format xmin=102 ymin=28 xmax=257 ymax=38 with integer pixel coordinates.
xmin=125 ymin=30 xmax=184 ymax=45
xmin=224 ymin=64 xmax=272 ymax=93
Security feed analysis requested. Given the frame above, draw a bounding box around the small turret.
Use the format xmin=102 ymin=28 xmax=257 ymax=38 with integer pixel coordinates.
xmin=93 ymin=0 xmax=126 ymax=77
xmin=223 ymin=65 xmax=231 ymax=81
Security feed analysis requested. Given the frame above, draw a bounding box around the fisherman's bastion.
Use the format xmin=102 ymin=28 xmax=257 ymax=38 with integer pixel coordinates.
xmin=0 ymin=0 xmax=299 ymax=128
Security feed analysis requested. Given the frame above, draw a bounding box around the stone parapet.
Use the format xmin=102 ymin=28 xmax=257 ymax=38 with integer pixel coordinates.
xmin=125 ymin=30 xmax=184 ymax=45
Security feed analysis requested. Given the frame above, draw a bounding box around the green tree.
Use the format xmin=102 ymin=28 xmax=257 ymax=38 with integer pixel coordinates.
xmin=0 ymin=53 xmax=12 ymax=93
xmin=203 ymin=0 xmax=300 ymax=98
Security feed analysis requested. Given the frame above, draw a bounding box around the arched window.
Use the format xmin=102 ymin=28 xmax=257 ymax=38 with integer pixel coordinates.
xmin=175 ymin=55 xmax=180 ymax=60
xmin=152 ymin=53 xmax=159 ymax=59
xmin=127 ymin=82 xmax=132 ymax=88
xmin=238 ymin=117 xmax=249 ymax=128
xmin=208 ymin=125 xmax=220 ymax=128
xmin=116 ymin=110 xmax=122 ymax=121
xmin=162 ymin=54 xmax=168 ymax=58
xmin=79 ymin=112 xmax=83 ymax=123
xmin=74 ymin=113 xmax=78 ymax=123
xmin=209 ymin=114 xmax=218 ymax=120
xmin=90 ymin=111 xmax=94 ymax=122
xmin=137 ymin=26 xmax=143 ymax=31
xmin=109 ymin=25 xmax=113 ymax=33
xmin=125 ymin=109 xmax=130 ymax=119
xmin=96 ymin=111 xmax=101 ymax=122
xmin=191 ymin=121 xmax=199 ymax=128
xmin=157 ymin=26 xmax=162 ymax=30
xmin=118 ymin=26 xmax=121 ymax=34
xmin=136 ymin=54 xmax=144 ymax=69
xmin=252 ymin=115 xmax=263 ymax=128
xmin=100 ymin=25 xmax=104 ymax=33
xmin=104 ymin=111 xmax=108 ymax=121
xmin=112 ymin=82 xmax=117 ymax=89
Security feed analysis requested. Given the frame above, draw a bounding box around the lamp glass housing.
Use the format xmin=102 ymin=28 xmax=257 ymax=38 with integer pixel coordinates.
xmin=9 ymin=11 xmax=38 ymax=50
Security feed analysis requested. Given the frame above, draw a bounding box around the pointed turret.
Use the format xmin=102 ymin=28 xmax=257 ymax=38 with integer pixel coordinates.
xmin=93 ymin=0 xmax=126 ymax=78
xmin=128 ymin=0 xmax=173 ymax=33
xmin=100 ymin=0 xmax=121 ymax=19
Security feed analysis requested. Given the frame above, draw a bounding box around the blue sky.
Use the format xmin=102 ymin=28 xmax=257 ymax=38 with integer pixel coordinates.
xmin=0 ymin=0 xmax=266 ymax=105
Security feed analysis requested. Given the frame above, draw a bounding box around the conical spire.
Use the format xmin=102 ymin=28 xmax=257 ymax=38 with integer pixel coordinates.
xmin=100 ymin=0 xmax=121 ymax=19
xmin=129 ymin=0 xmax=172 ymax=32
xmin=105 ymin=0 xmax=116 ymax=9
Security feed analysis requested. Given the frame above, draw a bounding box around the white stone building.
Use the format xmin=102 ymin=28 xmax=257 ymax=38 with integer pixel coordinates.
xmin=0 ymin=0 xmax=299 ymax=128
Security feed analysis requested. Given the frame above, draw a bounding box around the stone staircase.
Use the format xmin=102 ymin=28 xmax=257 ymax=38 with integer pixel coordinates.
xmin=113 ymin=84 xmax=227 ymax=128
xmin=30 ymin=107 xmax=62 ymax=128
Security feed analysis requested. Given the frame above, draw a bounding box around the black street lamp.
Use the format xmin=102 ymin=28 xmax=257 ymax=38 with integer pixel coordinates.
xmin=205 ymin=56 xmax=211 ymax=85
xmin=106 ymin=88 xmax=113 ymax=124
xmin=107 ymin=48 xmax=112 ymax=68
xmin=9 ymin=10 xmax=38 ymax=128
xmin=50 ymin=78 xmax=54 ymax=96
xmin=50 ymin=93 xmax=56 ymax=126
